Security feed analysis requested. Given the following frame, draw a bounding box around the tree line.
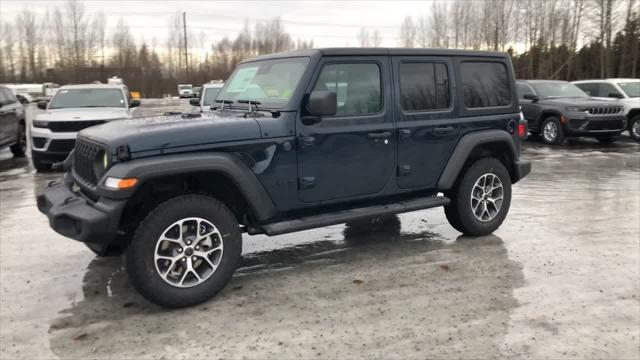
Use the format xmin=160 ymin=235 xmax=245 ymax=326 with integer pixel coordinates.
xmin=0 ymin=0 xmax=638 ymax=98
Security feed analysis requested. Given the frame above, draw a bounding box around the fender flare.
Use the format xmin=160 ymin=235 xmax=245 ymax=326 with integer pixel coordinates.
xmin=437 ymin=130 xmax=518 ymax=191
xmin=96 ymin=152 xmax=278 ymax=222
xmin=536 ymin=109 xmax=564 ymax=128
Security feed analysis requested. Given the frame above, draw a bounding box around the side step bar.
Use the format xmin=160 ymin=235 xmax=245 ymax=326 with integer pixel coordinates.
xmin=261 ymin=196 xmax=450 ymax=236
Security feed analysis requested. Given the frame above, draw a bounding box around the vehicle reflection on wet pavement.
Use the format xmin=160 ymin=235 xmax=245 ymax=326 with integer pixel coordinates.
xmin=0 ymin=99 xmax=638 ymax=359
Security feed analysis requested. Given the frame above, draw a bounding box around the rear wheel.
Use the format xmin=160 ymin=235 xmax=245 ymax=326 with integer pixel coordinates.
xmin=126 ymin=194 xmax=242 ymax=308
xmin=628 ymin=115 xmax=640 ymax=142
xmin=444 ymin=158 xmax=512 ymax=236
xmin=9 ymin=123 xmax=26 ymax=157
xmin=541 ymin=116 xmax=565 ymax=145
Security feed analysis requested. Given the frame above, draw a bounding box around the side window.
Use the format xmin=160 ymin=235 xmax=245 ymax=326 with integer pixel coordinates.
xmin=576 ymin=83 xmax=598 ymax=96
xmin=1 ymin=89 xmax=17 ymax=104
xmin=516 ymin=83 xmax=535 ymax=99
xmin=598 ymin=83 xmax=617 ymax=97
xmin=312 ymin=63 xmax=381 ymax=116
xmin=0 ymin=89 xmax=6 ymax=104
xmin=461 ymin=62 xmax=511 ymax=108
xmin=399 ymin=62 xmax=450 ymax=111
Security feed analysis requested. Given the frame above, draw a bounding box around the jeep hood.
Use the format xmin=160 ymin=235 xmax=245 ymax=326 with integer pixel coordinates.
xmin=543 ymin=97 xmax=619 ymax=107
xmin=36 ymin=107 xmax=129 ymax=121
xmin=79 ymin=112 xmax=262 ymax=154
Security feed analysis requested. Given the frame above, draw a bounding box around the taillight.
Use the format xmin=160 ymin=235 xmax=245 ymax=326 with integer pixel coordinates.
xmin=518 ymin=123 xmax=526 ymax=138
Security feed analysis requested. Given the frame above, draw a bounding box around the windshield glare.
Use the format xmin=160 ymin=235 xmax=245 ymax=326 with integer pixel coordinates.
xmin=49 ymin=89 xmax=125 ymax=109
xmin=202 ymin=87 xmax=222 ymax=106
xmin=532 ymin=83 xmax=588 ymax=98
xmin=617 ymin=82 xmax=640 ymax=98
xmin=217 ymin=57 xmax=309 ymax=109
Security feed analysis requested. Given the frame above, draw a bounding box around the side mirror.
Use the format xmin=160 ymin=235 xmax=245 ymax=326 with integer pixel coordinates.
xmin=189 ymin=98 xmax=201 ymax=107
xmin=129 ymin=99 xmax=141 ymax=108
xmin=37 ymin=100 xmax=48 ymax=110
xmin=608 ymin=91 xmax=624 ymax=99
xmin=303 ymin=90 xmax=337 ymax=125
xmin=523 ymin=93 xmax=539 ymax=102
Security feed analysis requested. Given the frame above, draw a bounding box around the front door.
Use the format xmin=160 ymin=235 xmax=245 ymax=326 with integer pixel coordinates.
xmin=297 ymin=57 xmax=395 ymax=203
xmin=516 ymin=82 xmax=541 ymax=131
xmin=392 ymin=56 xmax=460 ymax=189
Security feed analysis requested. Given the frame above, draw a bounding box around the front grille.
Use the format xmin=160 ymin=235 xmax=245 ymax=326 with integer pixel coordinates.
xmin=586 ymin=119 xmax=625 ymax=131
xmin=47 ymin=139 xmax=76 ymax=152
xmin=74 ymin=138 xmax=101 ymax=186
xmin=48 ymin=120 xmax=106 ymax=132
xmin=586 ymin=106 xmax=623 ymax=116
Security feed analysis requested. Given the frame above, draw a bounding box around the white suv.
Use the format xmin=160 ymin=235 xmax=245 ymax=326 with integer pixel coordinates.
xmin=31 ymin=84 xmax=139 ymax=170
xmin=572 ymin=79 xmax=640 ymax=142
xmin=190 ymin=81 xmax=224 ymax=112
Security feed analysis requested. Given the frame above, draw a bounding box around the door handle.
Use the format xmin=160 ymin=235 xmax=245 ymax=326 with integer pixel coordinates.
xmin=433 ymin=126 xmax=456 ymax=135
xmin=299 ymin=136 xmax=315 ymax=148
xmin=368 ymin=131 xmax=391 ymax=139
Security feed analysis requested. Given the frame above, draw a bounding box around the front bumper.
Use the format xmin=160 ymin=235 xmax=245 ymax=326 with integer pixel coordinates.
xmin=565 ymin=115 xmax=626 ymax=136
xmin=36 ymin=178 xmax=126 ymax=248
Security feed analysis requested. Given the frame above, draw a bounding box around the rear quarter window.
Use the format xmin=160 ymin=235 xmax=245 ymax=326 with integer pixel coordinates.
xmin=461 ymin=62 xmax=511 ymax=108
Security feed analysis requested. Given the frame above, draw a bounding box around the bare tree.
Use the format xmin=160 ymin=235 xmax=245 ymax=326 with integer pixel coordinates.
xmin=417 ymin=15 xmax=430 ymax=47
xmin=92 ymin=11 xmax=107 ymax=67
xmin=357 ymin=27 xmax=369 ymax=47
xmin=399 ymin=16 xmax=417 ymax=47
xmin=16 ymin=9 xmax=38 ymax=80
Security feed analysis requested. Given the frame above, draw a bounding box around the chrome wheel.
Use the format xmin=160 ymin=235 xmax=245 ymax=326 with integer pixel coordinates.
xmin=470 ymin=173 xmax=504 ymax=222
xmin=543 ymin=121 xmax=558 ymax=143
xmin=154 ymin=217 xmax=224 ymax=288
xmin=632 ymin=120 xmax=640 ymax=139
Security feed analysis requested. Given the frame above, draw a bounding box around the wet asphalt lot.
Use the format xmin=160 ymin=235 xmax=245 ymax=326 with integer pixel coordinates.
xmin=1 ymin=99 xmax=639 ymax=359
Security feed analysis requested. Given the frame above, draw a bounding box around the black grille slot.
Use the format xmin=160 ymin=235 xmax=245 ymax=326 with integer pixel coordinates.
xmin=48 ymin=120 xmax=106 ymax=132
xmin=587 ymin=106 xmax=623 ymax=116
xmin=47 ymin=139 xmax=77 ymax=152
xmin=32 ymin=137 xmax=47 ymax=148
xmin=74 ymin=139 xmax=100 ymax=186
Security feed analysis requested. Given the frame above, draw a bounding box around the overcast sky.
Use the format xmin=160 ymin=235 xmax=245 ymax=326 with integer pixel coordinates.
xmin=0 ymin=0 xmax=433 ymax=48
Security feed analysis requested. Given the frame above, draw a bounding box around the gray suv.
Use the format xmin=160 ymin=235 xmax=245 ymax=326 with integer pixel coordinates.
xmin=517 ymin=80 xmax=626 ymax=145
xmin=0 ymin=85 xmax=26 ymax=157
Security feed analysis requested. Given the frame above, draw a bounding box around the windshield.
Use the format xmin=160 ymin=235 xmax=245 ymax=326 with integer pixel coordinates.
xmin=617 ymin=82 xmax=640 ymax=98
xmin=531 ymin=82 xmax=588 ymax=98
xmin=202 ymin=87 xmax=222 ymax=107
xmin=179 ymin=85 xmax=192 ymax=90
xmin=49 ymin=89 xmax=125 ymax=109
xmin=217 ymin=57 xmax=309 ymax=109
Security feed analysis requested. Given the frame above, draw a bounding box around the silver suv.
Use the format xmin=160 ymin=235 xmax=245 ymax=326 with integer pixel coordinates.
xmin=31 ymin=84 xmax=139 ymax=170
xmin=190 ymin=81 xmax=224 ymax=112
xmin=572 ymin=79 xmax=640 ymax=142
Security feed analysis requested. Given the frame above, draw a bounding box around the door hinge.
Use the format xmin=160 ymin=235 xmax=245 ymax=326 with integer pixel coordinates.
xmin=398 ymin=165 xmax=412 ymax=176
xmin=299 ymin=176 xmax=315 ymax=189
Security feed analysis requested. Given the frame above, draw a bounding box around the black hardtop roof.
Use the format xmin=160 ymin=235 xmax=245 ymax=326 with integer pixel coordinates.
xmin=242 ymin=47 xmax=509 ymax=63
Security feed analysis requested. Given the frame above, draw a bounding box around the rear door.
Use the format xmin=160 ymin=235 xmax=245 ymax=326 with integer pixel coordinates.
xmin=297 ymin=57 xmax=395 ymax=203
xmin=392 ymin=56 xmax=459 ymax=189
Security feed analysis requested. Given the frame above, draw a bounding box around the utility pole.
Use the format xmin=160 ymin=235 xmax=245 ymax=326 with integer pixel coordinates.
xmin=183 ymin=11 xmax=189 ymax=80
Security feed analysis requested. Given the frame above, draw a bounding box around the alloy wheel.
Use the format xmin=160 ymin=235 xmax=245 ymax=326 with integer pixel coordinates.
xmin=154 ymin=217 xmax=224 ymax=288
xmin=470 ymin=173 xmax=504 ymax=222
xmin=543 ymin=121 xmax=558 ymax=143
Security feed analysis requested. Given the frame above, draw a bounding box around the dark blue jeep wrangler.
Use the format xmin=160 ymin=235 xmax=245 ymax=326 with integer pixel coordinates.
xmin=37 ymin=48 xmax=531 ymax=307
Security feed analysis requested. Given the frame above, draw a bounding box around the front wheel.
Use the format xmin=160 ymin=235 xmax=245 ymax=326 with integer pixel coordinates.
xmin=628 ymin=115 xmax=640 ymax=142
xmin=541 ymin=116 xmax=565 ymax=145
xmin=444 ymin=158 xmax=512 ymax=236
xmin=126 ymin=194 xmax=242 ymax=308
xmin=9 ymin=123 xmax=26 ymax=157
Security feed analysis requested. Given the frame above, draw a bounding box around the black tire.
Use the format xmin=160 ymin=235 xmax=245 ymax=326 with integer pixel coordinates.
xmin=596 ymin=135 xmax=618 ymax=144
xmin=9 ymin=123 xmax=26 ymax=157
xmin=540 ymin=116 xmax=565 ymax=145
xmin=628 ymin=115 xmax=640 ymax=142
xmin=31 ymin=152 xmax=51 ymax=172
xmin=126 ymin=194 xmax=242 ymax=308
xmin=444 ymin=158 xmax=512 ymax=236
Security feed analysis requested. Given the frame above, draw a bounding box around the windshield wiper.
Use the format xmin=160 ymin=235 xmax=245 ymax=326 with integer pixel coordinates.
xmin=213 ymin=99 xmax=234 ymax=111
xmin=236 ymin=99 xmax=280 ymax=118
